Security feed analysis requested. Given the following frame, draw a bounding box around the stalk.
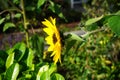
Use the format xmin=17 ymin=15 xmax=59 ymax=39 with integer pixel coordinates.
xmin=21 ymin=0 xmax=29 ymax=47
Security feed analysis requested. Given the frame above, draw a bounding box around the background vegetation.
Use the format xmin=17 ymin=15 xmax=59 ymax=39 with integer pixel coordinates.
xmin=0 ymin=0 xmax=120 ymax=80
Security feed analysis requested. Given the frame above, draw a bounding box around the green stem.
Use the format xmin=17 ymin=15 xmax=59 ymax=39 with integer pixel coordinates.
xmin=82 ymin=28 xmax=105 ymax=38
xmin=0 ymin=8 xmax=21 ymax=15
xmin=21 ymin=0 xmax=29 ymax=47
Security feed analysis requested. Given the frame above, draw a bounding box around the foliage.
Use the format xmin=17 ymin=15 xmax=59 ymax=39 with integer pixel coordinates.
xmin=0 ymin=0 xmax=65 ymax=33
xmin=59 ymin=11 xmax=120 ymax=80
xmin=0 ymin=42 xmax=65 ymax=80
xmin=82 ymin=0 xmax=120 ymax=18
xmin=0 ymin=0 xmax=120 ymax=80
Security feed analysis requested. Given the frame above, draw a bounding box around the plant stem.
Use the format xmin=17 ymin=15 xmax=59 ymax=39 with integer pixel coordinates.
xmin=0 ymin=8 xmax=22 ymax=15
xmin=21 ymin=0 xmax=29 ymax=47
xmin=82 ymin=28 xmax=105 ymax=38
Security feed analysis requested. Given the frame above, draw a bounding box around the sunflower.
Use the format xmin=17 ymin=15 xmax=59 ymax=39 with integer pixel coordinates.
xmin=42 ymin=17 xmax=62 ymax=64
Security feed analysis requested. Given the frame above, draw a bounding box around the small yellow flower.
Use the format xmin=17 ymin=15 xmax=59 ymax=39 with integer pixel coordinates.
xmin=42 ymin=17 xmax=62 ymax=64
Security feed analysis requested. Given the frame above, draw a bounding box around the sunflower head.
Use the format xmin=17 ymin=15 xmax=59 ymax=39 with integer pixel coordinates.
xmin=42 ymin=17 xmax=62 ymax=64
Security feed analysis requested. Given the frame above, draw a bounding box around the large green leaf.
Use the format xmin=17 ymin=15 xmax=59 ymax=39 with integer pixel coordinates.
xmin=51 ymin=73 xmax=65 ymax=80
xmin=108 ymin=15 xmax=120 ymax=36
xmin=40 ymin=71 xmax=50 ymax=80
xmin=3 ymin=22 xmax=15 ymax=32
xmin=27 ymin=48 xmax=34 ymax=68
xmin=13 ymin=42 xmax=26 ymax=61
xmin=37 ymin=0 xmax=46 ymax=8
xmin=36 ymin=65 xmax=50 ymax=80
xmin=85 ymin=15 xmax=103 ymax=26
xmin=6 ymin=52 xmax=14 ymax=69
xmin=5 ymin=63 xmax=19 ymax=80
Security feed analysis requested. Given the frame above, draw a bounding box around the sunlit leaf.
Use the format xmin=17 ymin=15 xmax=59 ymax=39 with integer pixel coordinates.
xmin=37 ymin=0 xmax=46 ymax=8
xmin=6 ymin=52 xmax=14 ymax=69
xmin=67 ymin=33 xmax=84 ymax=42
xmin=14 ymin=13 xmax=21 ymax=18
xmin=51 ymin=73 xmax=65 ymax=80
xmin=0 ymin=18 xmax=5 ymax=25
xmin=49 ymin=63 xmax=57 ymax=75
xmin=115 ymin=10 xmax=120 ymax=15
xmin=5 ymin=63 xmax=19 ymax=80
xmin=36 ymin=65 xmax=49 ymax=80
xmin=108 ymin=15 xmax=120 ymax=36
xmin=85 ymin=15 xmax=103 ymax=26
xmin=40 ymin=71 xmax=50 ymax=80
xmin=27 ymin=48 xmax=34 ymax=68
xmin=3 ymin=22 xmax=15 ymax=32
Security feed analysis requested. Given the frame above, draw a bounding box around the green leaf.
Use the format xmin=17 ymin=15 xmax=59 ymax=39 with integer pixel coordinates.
xmin=6 ymin=52 xmax=14 ymax=69
xmin=108 ymin=15 xmax=120 ymax=36
xmin=66 ymin=33 xmax=84 ymax=42
xmin=14 ymin=13 xmax=21 ymax=18
xmin=37 ymin=0 xmax=46 ymax=8
xmin=27 ymin=48 xmax=34 ymax=68
xmin=40 ymin=71 xmax=50 ymax=80
xmin=3 ymin=22 xmax=15 ymax=32
xmin=6 ymin=47 xmax=16 ymax=55
xmin=0 ymin=18 xmax=5 ymax=25
xmin=26 ymin=6 xmax=35 ymax=11
xmin=48 ymin=1 xmax=65 ymax=19
xmin=0 ymin=75 xmax=1 ymax=80
xmin=86 ymin=23 xmax=98 ymax=31
xmin=36 ymin=65 xmax=50 ymax=80
xmin=51 ymin=73 xmax=65 ymax=80
xmin=49 ymin=63 xmax=57 ymax=75
xmin=85 ymin=15 xmax=104 ymax=26
xmin=115 ymin=10 xmax=120 ymax=15
xmin=0 ymin=50 xmax=8 ymax=73
xmin=5 ymin=14 xmax=10 ymax=20
xmin=13 ymin=42 xmax=26 ymax=61
xmin=13 ymin=0 xmax=20 ymax=4
xmin=5 ymin=63 xmax=19 ymax=80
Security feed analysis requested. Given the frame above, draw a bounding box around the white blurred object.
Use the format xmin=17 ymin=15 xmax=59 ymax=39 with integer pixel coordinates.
xmin=70 ymin=0 xmax=88 ymax=8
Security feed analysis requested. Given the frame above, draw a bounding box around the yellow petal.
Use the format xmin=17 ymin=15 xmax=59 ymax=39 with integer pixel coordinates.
xmin=45 ymin=36 xmax=53 ymax=44
xmin=50 ymin=17 xmax=56 ymax=26
xmin=42 ymin=19 xmax=56 ymax=30
xmin=43 ymin=28 xmax=54 ymax=35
